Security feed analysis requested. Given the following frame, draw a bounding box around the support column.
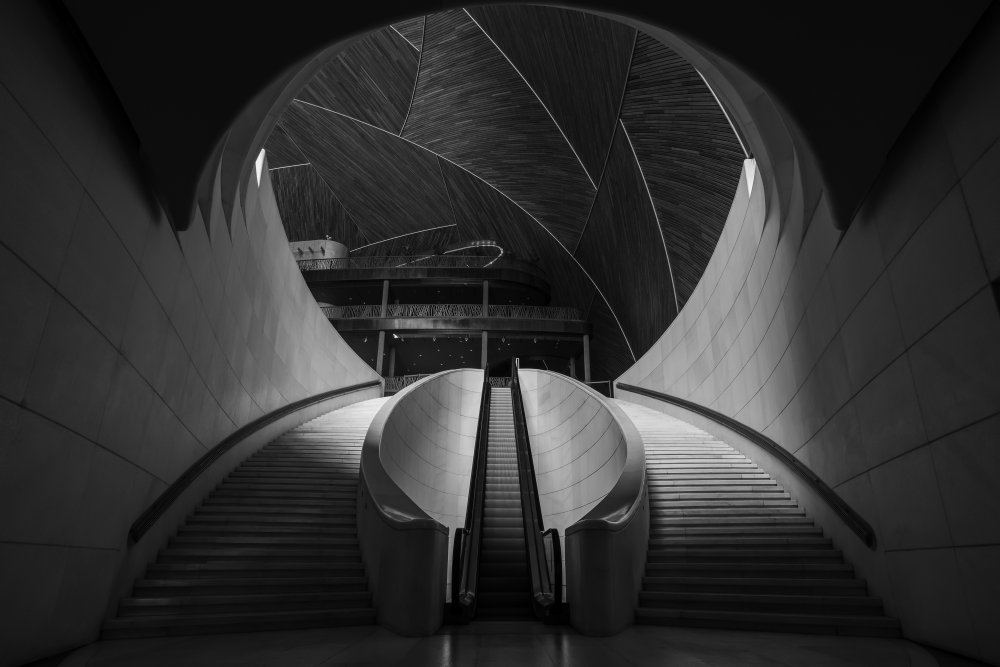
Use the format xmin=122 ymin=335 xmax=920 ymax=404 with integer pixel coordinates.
xmin=569 ymin=356 xmax=576 ymax=379
xmin=387 ymin=346 xmax=396 ymax=377
xmin=376 ymin=331 xmax=386 ymax=375
xmin=583 ymin=334 xmax=591 ymax=383
xmin=380 ymin=279 xmax=389 ymax=318
xmin=481 ymin=331 xmax=488 ymax=369
xmin=482 ymin=280 xmax=489 ymax=317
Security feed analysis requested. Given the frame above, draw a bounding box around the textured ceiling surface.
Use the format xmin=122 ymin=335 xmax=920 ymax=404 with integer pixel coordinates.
xmin=264 ymin=5 xmax=744 ymax=379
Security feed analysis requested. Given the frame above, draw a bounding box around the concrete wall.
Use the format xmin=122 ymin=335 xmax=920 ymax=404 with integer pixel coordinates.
xmin=519 ymin=370 xmax=627 ymax=533
xmin=618 ymin=12 xmax=1000 ymax=662
xmin=379 ymin=369 xmax=482 ymax=531
xmin=0 ymin=3 xmax=380 ymax=664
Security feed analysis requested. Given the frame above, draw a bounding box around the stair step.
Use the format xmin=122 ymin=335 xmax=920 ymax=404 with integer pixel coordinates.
xmin=134 ymin=577 xmax=369 ymax=596
xmin=649 ymin=536 xmax=831 ymax=547
xmin=169 ymin=535 xmax=356 ymax=547
xmin=638 ymin=591 xmax=884 ymax=613
xmin=642 ymin=576 xmax=868 ymax=595
xmin=102 ymin=608 xmax=375 ymax=639
xmin=635 ymin=607 xmax=900 ymax=637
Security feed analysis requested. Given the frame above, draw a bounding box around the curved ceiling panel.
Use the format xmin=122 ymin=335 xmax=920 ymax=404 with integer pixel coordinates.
xmin=401 ymin=9 xmax=596 ymax=249
xmin=620 ymin=34 xmax=745 ymax=308
xmin=297 ymin=27 xmax=418 ymax=134
xmin=269 ymin=165 xmax=367 ymax=247
xmin=280 ymin=102 xmax=454 ymax=242
xmin=465 ymin=5 xmax=636 ymax=180
xmin=574 ymin=123 xmax=675 ymax=357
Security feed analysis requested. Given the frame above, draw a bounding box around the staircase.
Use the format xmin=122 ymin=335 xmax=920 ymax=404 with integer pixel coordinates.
xmin=103 ymin=398 xmax=389 ymax=639
xmin=619 ymin=401 xmax=900 ymax=637
xmin=476 ymin=387 xmax=532 ymax=618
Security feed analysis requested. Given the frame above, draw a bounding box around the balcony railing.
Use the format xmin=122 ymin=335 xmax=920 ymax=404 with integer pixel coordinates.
xmin=384 ymin=374 xmax=430 ymax=393
xmin=321 ymin=304 xmax=584 ymax=321
xmin=298 ymin=255 xmax=531 ymax=272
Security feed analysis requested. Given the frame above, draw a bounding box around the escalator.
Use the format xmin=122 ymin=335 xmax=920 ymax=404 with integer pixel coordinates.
xmin=451 ymin=365 xmax=561 ymax=623
xmin=476 ymin=387 xmax=532 ymax=618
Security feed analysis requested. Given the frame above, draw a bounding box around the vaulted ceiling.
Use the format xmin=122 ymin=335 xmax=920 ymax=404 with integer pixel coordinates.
xmin=265 ymin=5 xmax=745 ymax=380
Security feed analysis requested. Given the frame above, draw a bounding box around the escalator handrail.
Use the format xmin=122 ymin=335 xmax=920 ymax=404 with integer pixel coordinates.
xmin=510 ymin=360 xmax=559 ymax=616
xmin=452 ymin=367 xmax=492 ymax=616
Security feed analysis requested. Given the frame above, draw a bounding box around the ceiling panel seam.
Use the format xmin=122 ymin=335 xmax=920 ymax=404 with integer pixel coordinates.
xmin=436 ymin=155 xmax=463 ymax=231
xmin=350 ymin=223 xmax=458 ymax=252
xmin=399 ymin=15 xmax=427 ymax=136
xmin=572 ymin=29 xmax=638 ymax=257
xmin=268 ymin=163 xmax=310 ymax=171
xmin=695 ymin=69 xmax=750 ymax=159
xmin=619 ymin=117 xmax=680 ymax=316
xmin=389 ymin=24 xmax=420 ymax=51
xmin=290 ymin=97 xmax=635 ymax=361
xmin=461 ymin=8 xmax=598 ymax=191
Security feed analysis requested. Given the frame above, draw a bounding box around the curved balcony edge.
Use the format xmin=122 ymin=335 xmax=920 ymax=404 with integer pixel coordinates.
xmin=304 ymin=264 xmax=551 ymax=300
xmin=357 ymin=372 xmax=456 ymax=636
xmin=330 ymin=316 xmax=591 ymax=336
xmin=562 ymin=380 xmax=649 ymax=637
xmin=615 ymin=383 xmax=877 ymax=550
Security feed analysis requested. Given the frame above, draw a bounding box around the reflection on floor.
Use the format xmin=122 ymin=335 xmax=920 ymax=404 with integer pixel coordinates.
xmin=59 ymin=623 xmax=941 ymax=666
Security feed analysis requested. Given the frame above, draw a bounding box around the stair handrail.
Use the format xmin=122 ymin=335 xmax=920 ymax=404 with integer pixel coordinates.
xmin=128 ymin=379 xmax=382 ymax=544
xmin=615 ymin=382 xmax=877 ymax=549
xmin=510 ymin=359 xmax=561 ymax=618
xmin=451 ymin=366 xmax=492 ymax=620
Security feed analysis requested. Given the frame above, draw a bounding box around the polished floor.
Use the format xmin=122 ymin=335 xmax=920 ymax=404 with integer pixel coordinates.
xmin=57 ymin=623 xmax=947 ymax=666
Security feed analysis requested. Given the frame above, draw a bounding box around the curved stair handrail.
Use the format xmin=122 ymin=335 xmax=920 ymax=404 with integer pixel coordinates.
xmin=615 ymin=382 xmax=877 ymax=549
xmin=128 ymin=379 xmax=381 ymax=543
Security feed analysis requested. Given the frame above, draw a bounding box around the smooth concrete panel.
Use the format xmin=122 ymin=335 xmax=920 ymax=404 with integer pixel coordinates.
xmin=885 ymin=549 xmax=978 ymax=657
xmin=930 ymin=414 xmax=1000 ymax=546
xmin=519 ymin=370 xmax=628 ymax=533
xmin=960 ymin=139 xmax=1000 ymax=278
xmin=57 ymin=196 xmax=140 ymax=346
xmin=868 ymin=447 xmax=951 ymax=551
xmin=908 ymin=288 xmax=1000 ymax=440
xmin=853 ymin=355 xmax=928 ymax=469
xmin=887 ymin=186 xmax=989 ymax=345
xmin=0 ymin=244 xmax=53 ymax=403
xmin=954 ymin=546 xmax=1000 ymax=664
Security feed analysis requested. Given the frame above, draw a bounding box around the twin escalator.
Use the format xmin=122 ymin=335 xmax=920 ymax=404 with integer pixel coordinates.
xmin=452 ymin=370 xmax=561 ymax=624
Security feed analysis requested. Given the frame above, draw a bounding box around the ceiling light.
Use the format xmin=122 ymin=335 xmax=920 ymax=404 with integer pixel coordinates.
xmin=392 ymin=333 xmax=399 ymax=339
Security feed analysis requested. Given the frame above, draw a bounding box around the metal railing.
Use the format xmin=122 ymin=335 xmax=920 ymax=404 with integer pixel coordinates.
xmin=298 ymin=255 xmax=532 ymax=272
xmin=383 ymin=374 xmax=430 ymax=393
xmin=321 ymin=303 xmax=584 ymax=321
